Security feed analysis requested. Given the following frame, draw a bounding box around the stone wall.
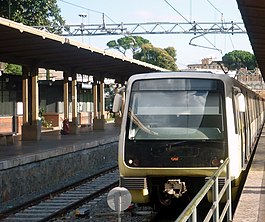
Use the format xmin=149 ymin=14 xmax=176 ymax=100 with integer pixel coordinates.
xmin=0 ymin=140 xmax=118 ymax=213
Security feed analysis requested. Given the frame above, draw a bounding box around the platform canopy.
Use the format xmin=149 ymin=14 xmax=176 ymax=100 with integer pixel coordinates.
xmin=237 ymin=0 xmax=265 ymax=79
xmin=0 ymin=17 xmax=166 ymax=81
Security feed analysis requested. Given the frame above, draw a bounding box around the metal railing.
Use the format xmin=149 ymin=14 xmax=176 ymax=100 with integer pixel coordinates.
xmin=176 ymin=158 xmax=232 ymax=222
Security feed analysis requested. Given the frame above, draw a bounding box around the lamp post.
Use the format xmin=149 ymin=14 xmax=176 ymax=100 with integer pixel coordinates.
xmin=79 ymin=13 xmax=88 ymax=43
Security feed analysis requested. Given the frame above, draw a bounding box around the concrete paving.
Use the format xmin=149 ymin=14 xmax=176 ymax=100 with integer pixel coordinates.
xmin=0 ymin=123 xmax=120 ymax=169
xmin=233 ymin=129 xmax=265 ymax=222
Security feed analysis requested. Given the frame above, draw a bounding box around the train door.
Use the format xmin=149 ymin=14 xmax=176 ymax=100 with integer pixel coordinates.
xmin=245 ymin=93 xmax=251 ymax=158
xmin=233 ymin=88 xmax=248 ymax=170
xmin=238 ymin=92 xmax=248 ymax=169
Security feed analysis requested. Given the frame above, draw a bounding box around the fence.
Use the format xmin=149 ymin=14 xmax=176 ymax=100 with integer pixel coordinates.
xmin=176 ymin=158 xmax=232 ymax=222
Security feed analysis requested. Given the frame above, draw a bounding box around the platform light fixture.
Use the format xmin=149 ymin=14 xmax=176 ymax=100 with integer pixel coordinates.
xmin=79 ymin=13 xmax=88 ymax=43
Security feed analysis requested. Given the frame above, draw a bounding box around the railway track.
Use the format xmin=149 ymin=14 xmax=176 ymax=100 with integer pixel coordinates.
xmin=1 ymin=167 xmax=119 ymax=222
xmin=0 ymin=166 xmax=209 ymax=222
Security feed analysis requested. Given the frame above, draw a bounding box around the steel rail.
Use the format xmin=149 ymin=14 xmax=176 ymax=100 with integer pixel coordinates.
xmin=1 ymin=167 xmax=119 ymax=221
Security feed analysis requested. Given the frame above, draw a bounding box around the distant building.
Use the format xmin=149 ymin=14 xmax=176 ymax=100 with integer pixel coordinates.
xmin=187 ymin=57 xmax=227 ymax=72
xmin=186 ymin=58 xmax=265 ymax=97
xmin=236 ymin=68 xmax=265 ymax=91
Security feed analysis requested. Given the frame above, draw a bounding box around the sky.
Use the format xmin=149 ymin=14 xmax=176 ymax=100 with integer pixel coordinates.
xmin=56 ymin=0 xmax=253 ymax=69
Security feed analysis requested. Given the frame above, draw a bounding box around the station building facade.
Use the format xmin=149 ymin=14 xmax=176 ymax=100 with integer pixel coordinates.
xmin=0 ymin=69 xmax=95 ymax=134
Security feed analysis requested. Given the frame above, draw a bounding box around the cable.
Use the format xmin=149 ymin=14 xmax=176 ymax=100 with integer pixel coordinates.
xmin=190 ymin=0 xmax=192 ymax=22
xmin=58 ymin=0 xmax=117 ymax=24
xmin=164 ymin=0 xmax=222 ymax=53
xmin=164 ymin=0 xmax=192 ymax=24
xmin=228 ymin=35 xmax=235 ymax=49
xmin=206 ymin=0 xmax=234 ymax=51
xmin=206 ymin=0 xmax=223 ymax=16
xmin=189 ymin=33 xmax=222 ymax=54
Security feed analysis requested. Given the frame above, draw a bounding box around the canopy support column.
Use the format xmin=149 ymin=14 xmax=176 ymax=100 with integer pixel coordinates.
xmin=69 ymin=74 xmax=79 ymax=134
xmin=63 ymin=72 xmax=69 ymax=120
xmin=22 ymin=66 xmax=41 ymax=141
xmin=93 ymin=78 xmax=98 ymax=120
xmin=93 ymin=78 xmax=105 ymax=130
xmin=99 ymin=80 xmax=105 ymax=119
xmin=22 ymin=66 xmax=28 ymax=125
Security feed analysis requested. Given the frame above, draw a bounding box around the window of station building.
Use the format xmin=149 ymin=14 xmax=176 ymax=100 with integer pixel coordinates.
xmin=0 ymin=91 xmax=13 ymax=115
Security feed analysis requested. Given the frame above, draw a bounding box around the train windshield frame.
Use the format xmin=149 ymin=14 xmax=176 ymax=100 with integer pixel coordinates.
xmin=126 ymin=78 xmax=225 ymax=141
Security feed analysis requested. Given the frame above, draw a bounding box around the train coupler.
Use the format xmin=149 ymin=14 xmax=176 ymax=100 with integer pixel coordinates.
xmin=164 ymin=179 xmax=187 ymax=198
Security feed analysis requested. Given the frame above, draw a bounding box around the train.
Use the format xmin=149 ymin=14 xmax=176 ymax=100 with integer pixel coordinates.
xmin=113 ymin=71 xmax=265 ymax=208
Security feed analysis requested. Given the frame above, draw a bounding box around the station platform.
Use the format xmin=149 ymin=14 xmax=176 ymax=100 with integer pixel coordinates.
xmin=0 ymin=123 xmax=120 ymax=169
xmin=233 ymin=129 xmax=265 ymax=222
xmin=0 ymin=123 xmax=121 ymax=213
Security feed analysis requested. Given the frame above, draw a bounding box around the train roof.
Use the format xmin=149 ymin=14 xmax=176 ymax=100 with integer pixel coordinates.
xmin=127 ymin=71 xmax=263 ymax=98
xmin=128 ymin=71 xmax=234 ymax=83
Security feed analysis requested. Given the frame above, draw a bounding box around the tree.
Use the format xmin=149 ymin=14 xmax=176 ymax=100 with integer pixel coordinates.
xmin=107 ymin=36 xmax=150 ymax=56
xmin=4 ymin=63 xmax=22 ymax=75
xmin=164 ymin=47 xmax=177 ymax=60
xmin=222 ymin=50 xmax=257 ymax=70
xmin=0 ymin=0 xmax=66 ymax=75
xmin=107 ymin=36 xmax=178 ymax=71
xmin=0 ymin=0 xmax=65 ymax=33
xmin=134 ymin=44 xmax=178 ymax=71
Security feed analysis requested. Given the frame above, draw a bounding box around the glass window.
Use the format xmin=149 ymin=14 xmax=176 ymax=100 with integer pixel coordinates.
xmin=127 ymin=78 xmax=225 ymax=140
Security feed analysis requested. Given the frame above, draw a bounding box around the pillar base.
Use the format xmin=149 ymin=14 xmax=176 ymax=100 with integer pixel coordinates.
xmin=93 ymin=118 xmax=105 ymax=130
xmin=69 ymin=121 xmax=79 ymax=134
xmin=22 ymin=121 xmax=41 ymax=141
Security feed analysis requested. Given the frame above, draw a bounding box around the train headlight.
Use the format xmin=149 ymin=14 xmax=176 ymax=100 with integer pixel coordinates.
xmin=211 ymin=158 xmax=224 ymax=167
xmin=128 ymin=159 xmax=140 ymax=166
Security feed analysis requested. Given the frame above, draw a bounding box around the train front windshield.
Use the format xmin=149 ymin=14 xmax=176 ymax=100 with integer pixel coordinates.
xmin=125 ymin=78 xmax=227 ymax=168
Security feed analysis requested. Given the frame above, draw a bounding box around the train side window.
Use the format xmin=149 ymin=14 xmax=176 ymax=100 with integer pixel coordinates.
xmin=237 ymin=93 xmax=246 ymax=112
xmin=232 ymin=87 xmax=246 ymax=134
xmin=232 ymin=92 xmax=239 ymax=134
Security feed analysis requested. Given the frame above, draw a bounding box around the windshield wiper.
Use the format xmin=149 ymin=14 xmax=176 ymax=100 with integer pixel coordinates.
xmin=128 ymin=109 xmax=158 ymax=136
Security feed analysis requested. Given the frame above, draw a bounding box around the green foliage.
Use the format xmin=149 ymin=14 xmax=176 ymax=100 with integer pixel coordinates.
xmin=107 ymin=36 xmax=150 ymax=55
xmin=107 ymin=36 xmax=178 ymax=71
xmin=4 ymin=63 xmax=22 ymax=75
xmin=134 ymin=44 xmax=178 ymax=71
xmin=0 ymin=0 xmax=65 ymax=74
xmin=39 ymin=108 xmax=52 ymax=128
xmin=164 ymin=47 xmax=177 ymax=60
xmin=0 ymin=0 xmax=65 ymax=33
xmin=222 ymin=50 xmax=257 ymax=70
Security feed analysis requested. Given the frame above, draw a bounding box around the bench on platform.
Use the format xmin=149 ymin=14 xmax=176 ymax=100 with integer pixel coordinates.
xmin=0 ymin=132 xmax=15 ymax=145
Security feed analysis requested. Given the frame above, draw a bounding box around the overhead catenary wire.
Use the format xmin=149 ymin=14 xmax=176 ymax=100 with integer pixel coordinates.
xmin=206 ymin=0 xmax=223 ymax=20
xmin=164 ymin=0 xmax=222 ymax=53
xmin=58 ymin=0 xmax=117 ymax=24
xmin=190 ymin=0 xmax=192 ymax=22
xmin=206 ymin=0 xmax=235 ymax=51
